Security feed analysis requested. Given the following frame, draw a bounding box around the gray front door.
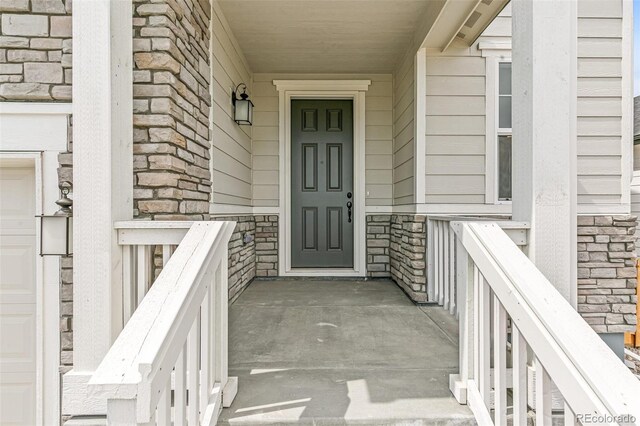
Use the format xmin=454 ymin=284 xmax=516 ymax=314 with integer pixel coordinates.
xmin=291 ymin=99 xmax=354 ymax=268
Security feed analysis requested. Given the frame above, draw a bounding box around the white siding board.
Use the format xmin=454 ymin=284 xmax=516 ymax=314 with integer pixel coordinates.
xmin=426 ymin=155 xmax=485 ymax=175
xmin=578 ymin=18 xmax=623 ymax=38
xmin=425 ymin=136 xmax=485 ymax=155
xmin=425 ymin=175 xmax=485 ymax=194
xmin=426 ymin=57 xmax=485 ymax=76
xmin=577 ymin=156 xmax=621 ymax=175
xmin=425 ymin=76 xmax=485 ymax=96
xmin=578 ymin=58 xmax=622 ymax=77
xmin=366 ymin=154 xmax=392 ymax=170
xmin=211 ymin=4 xmax=253 ymax=207
xmin=426 ymin=95 xmax=485 ymax=116
xmin=578 ymin=137 xmax=622 ymax=156
xmin=576 ymin=1 xmax=626 ymax=209
xmin=578 ymin=0 xmax=623 ymax=18
xmin=577 ymin=117 xmax=621 ymax=137
xmin=366 ymin=140 xmax=393 ymax=155
xmin=577 ymin=77 xmax=621 ymax=97
xmin=577 ymin=97 xmax=622 ymax=116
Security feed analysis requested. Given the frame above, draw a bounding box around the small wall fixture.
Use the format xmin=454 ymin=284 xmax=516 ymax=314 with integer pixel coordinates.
xmin=38 ymin=181 xmax=73 ymax=256
xmin=232 ymin=83 xmax=254 ymax=126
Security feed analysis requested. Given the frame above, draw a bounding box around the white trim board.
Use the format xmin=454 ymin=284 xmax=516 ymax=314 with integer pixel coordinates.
xmin=0 ymin=102 xmax=70 ymax=152
xmin=275 ymin=80 xmax=370 ymax=277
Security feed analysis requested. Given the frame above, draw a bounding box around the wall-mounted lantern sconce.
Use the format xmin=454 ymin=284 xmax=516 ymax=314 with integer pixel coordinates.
xmin=38 ymin=181 xmax=73 ymax=256
xmin=232 ymin=83 xmax=254 ymax=126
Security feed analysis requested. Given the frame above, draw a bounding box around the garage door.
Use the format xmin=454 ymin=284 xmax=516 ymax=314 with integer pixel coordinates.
xmin=0 ymin=161 xmax=37 ymax=425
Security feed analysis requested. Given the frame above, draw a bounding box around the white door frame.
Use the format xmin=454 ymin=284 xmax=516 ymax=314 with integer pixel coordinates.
xmin=274 ymin=80 xmax=370 ymax=277
xmin=0 ymin=101 xmax=71 ymax=425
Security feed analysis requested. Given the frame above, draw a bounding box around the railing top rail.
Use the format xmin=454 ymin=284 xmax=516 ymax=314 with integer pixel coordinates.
xmin=114 ymin=220 xmax=195 ymax=229
xmin=89 ymin=221 xmax=235 ymax=400
xmin=114 ymin=220 xmax=198 ymax=245
xmin=452 ymin=221 xmax=640 ymax=419
xmin=427 ymin=215 xmax=530 ymax=229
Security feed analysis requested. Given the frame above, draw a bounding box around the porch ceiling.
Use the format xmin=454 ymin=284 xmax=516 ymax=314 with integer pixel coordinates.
xmin=217 ymin=0 xmax=430 ymax=73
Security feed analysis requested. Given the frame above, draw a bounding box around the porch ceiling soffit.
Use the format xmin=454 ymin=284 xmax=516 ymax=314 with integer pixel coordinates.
xmin=217 ymin=0 xmax=432 ymax=73
xmin=421 ymin=0 xmax=510 ymax=52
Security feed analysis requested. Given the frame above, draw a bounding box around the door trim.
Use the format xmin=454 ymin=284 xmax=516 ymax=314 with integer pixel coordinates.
xmin=274 ymin=80 xmax=370 ymax=276
xmin=1 ymin=102 xmax=69 ymax=425
xmin=0 ymin=152 xmax=60 ymax=426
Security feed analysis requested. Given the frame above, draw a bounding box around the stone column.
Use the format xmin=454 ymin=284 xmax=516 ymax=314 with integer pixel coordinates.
xmin=511 ymin=0 xmax=577 ymax=305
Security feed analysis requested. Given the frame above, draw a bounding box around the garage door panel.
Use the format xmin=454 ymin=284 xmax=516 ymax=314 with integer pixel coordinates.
xmin=0 ymin=304 xmax=36 ymax=371
xmin=0 ymin=372 xmax=36 ymax=426
xmin=0 ymin=236 xmax=36 ymax=303
xmin=0 ymin=165 xmax=37 ymax=425
xmin=0 ymin=167 xmax=36 ymax=234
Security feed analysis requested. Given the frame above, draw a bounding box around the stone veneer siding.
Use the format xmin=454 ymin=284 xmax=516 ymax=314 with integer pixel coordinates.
xmin=255 ymin=215 xmax=279 ymax=277
xmin=58 ymin=123 xmax=73 ymax=370
xmin=366 ymin=215 xmax=391 ymax=278
xmin=390 ymin=215 xmax=427 ymax=302
xmin=578 ymin=215 xmax=638 ymax=333
xmin=132 ymin=0 xmax=213 ymax=220
xmin=0 ymin=0 xmax=72 ymax=100
xmin=212 ymin=216 xmax=256 ymax=302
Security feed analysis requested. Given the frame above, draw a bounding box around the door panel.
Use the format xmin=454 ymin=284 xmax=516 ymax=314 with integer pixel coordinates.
xmin=0 ymin=165 xmax=37 ymax=425
xmin=291 ymin=100 xmax=353 ymax=268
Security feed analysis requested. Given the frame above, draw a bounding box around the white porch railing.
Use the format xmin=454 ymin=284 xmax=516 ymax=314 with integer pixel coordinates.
xmin=426 ymin=216 xmax=529 ymax=313
xmin=448 ymin=221 xmax=640 ymax=425
xmin=115 ymin=221 xmax=193 ymax=324
xmin=88 ymin=221 xmax=236 ymax=425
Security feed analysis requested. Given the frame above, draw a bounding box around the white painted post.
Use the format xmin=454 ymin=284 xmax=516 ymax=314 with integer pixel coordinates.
xmin=64 ymin=0 xmax=133 ymax=416
xmin=511 ymin=0 xmax=577 ymax=305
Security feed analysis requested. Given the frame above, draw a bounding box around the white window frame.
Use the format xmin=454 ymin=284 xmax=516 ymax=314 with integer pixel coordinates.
xmin=481 ymin=44 xmax=512 ymax=204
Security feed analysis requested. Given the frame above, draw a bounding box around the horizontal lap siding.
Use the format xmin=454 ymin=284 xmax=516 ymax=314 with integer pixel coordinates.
xmin=251 ymin=73 xmax=394 ymax=207
xmin=393 ymin=52 xmax=415 ymax=205
xmin=577 ymin=0 xmax=625 ymax=207
xmin=424 ymin=52 xmax=486 ymax=204
xmin=211 ymin=3 xmax=252 ymax=206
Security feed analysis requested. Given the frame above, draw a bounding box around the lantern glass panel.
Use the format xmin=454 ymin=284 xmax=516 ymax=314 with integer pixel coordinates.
xmin=41 ymin=215 xmax=68 ymax=255
xmin=67 ymin=216 xmax=73 ymax=255
xmin=235 ymin=99 xmax=249 ymax=123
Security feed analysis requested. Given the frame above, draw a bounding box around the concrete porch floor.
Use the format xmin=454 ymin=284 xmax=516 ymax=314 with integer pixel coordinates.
xmin=218 ymin=279 xmax=475 ymax=425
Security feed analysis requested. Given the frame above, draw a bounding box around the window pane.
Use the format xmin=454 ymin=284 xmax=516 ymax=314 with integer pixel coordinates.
xmin=499 ymin=62 xmax=511 ymax=95
xmin=499 ymin=95 xmax=512 ymax=129
xmin=498 ymin=135 xmax=512 ymax=200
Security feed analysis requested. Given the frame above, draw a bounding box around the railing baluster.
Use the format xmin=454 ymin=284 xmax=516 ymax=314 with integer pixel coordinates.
xmin=156 ymin=377 xmax=171 ymax=426
xmin=426 ymin=219 xmax=435 ymax=301
xmin=472 ymin=264 xmax=480 ymax=388
xmin=215 ymin=257 xmax=230 ymax=403
xmin=448 ymin=224 xmax=456 ymax=315
xmin=534 ymin=357 xmax=552 ymax=425
xmin=434 ymin=221 xmax=441 ymax=305
xmin=200 ymin=280 xmax=211 ymax=416
xmin=438 ymin=222 xmax=445 ymax=305
xmin=493 ymin=296 xmax=507 ymax=426
xmin=162 ymin=244 xmax=172 ymax=266
xmin=137 ymin=244 xmax=150 ymax=306
xmin=512 ymin=325 xmax=527 ymax=426
xmin=122 ymin=245 xmax=133 ymax=324
xmin=175 ymin=344 xmax=187 ymax=426
xmin=478 ymin=274 xmax=491 ymax=407
xmin=443 ymin=222 xmax=450 ymax=310
xmin=187 ymin=318 xmax=200 ymax=424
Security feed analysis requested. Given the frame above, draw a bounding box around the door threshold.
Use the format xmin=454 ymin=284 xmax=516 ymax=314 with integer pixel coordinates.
xmin=283 ymin=268 xmax=362 ymax=277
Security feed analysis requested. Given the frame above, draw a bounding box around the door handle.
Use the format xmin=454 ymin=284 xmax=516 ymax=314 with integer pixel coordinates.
xmin=347 ymin=201 xmax=352 ymax=223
